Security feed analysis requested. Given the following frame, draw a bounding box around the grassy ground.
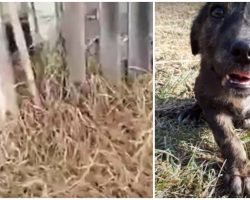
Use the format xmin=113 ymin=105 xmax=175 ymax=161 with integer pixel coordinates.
xmin=155 ymin=3 xmax=234 ymax=198
xmin=0 ymin=51 xmax=152 ymax=197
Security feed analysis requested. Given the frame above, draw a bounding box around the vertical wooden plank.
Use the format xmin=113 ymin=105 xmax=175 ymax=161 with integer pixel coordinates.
xmin=62 ymin=2 xmax=86 ymax=84
xmin=0 ymin=12 xmax=19 ymax=120
xmin=128 ymin=2 xmax=153 ymax=75
xmin=99 ymin=2 xmax=122 ymax=83
xmin=8 ymin=2 xmax=41 ymax=107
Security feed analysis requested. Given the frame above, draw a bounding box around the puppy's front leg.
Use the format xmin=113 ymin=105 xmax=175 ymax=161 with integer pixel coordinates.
xmin=203 ymin=107 xmax=250 ymax=196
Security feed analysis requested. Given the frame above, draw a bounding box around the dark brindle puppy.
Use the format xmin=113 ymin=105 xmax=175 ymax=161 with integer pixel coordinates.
xmin=179 ymin=2 xmax=250 ymax=196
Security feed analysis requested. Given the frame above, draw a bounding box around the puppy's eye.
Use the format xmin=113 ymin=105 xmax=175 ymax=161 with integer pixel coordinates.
xmin=211 ymin=6 xmax=225 ymax=18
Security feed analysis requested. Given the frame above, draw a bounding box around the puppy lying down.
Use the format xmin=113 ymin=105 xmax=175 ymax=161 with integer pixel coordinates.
xmin=179 ymin=3 xmax=250 ymax=196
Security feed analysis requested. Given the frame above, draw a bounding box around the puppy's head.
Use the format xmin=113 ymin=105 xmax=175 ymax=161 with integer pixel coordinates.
xmin=192 ymin=3 xmax=250 ymax=96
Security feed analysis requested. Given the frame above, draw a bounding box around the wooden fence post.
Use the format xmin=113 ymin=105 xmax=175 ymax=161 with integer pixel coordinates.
xmin=100 ymin=2 xmax=122 ymax=83
xmin=128 ymin=2 xmax=153 ymax=76
xmin=8 ymin=2 xmax=41 ymax=107
xmin=0 ymin=12 xmax=19 ymax=120
xmin=62 ymin=2 xmax=86 ymax=84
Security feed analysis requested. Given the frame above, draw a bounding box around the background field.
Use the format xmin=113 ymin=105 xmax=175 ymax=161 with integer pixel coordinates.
xmin=155 ymin=3 xmax=230 ymax=198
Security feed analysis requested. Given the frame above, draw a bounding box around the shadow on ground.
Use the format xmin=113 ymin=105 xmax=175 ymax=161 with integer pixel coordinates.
xmin=155 ymin=97 xmax=229 ymax=198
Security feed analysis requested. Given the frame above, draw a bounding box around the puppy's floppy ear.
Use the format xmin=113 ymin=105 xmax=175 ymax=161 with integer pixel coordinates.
xmin=190 ymin=5 xmax=207 ymax=55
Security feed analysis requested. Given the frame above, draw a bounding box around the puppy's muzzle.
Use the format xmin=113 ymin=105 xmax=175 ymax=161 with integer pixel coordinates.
xmin=231 ymin=39 xmax=250 ymax=65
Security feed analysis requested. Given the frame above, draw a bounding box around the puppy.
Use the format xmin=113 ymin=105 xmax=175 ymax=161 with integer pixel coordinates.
xmin=179 ymin=3 xmax=250 ymax=196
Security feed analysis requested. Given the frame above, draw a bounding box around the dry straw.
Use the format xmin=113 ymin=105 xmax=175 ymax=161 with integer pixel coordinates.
xmin=0 ymin=51 xmax=152 ymax=197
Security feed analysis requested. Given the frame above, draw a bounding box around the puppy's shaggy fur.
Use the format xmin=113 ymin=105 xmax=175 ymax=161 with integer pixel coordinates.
xmin=180 ymin=3 xmax=250 ymax=196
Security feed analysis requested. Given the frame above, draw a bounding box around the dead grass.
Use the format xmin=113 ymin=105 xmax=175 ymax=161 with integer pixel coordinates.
xmin=0 ymin=52 xmax=152 ymax=197
xmin=155 ymin=3 xmax=231 ymax=198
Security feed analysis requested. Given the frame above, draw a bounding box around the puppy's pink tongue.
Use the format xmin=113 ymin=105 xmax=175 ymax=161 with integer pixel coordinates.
xmin=229 ymin=72 xmax=250 ymax=83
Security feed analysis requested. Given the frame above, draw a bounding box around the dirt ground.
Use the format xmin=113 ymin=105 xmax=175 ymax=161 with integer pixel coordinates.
xmin=154 ymin=2 xmax=250 ymax=198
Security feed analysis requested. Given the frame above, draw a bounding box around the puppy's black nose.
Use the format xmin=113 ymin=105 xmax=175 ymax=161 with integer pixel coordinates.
xmin=231 ymin=40 xmax=250 ymax=65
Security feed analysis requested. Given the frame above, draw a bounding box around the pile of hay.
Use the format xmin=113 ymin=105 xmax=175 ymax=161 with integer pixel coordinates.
xmin=0 ymin=62 xmax=152 ymax=197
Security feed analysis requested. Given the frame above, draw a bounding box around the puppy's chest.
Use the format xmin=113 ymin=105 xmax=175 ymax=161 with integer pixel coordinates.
xmin=225 ymin=97 xmax=250 ymax=119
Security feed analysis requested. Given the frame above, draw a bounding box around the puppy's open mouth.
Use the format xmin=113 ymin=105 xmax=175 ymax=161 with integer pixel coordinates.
xmin=225 ymin=72 xmax=250 ymax=89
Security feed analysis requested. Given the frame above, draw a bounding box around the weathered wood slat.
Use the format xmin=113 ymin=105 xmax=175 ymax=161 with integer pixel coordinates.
xmin=8 ymin=2 xmax=41 ymax=107
xmin=2 ymin=2 xmax=153 ymax=86
xmin=128 ymin=2 xmax=153 ymax=76
xmin=100 ymin=2 xmax=122 ymax=83
xmin=62 ymin=2 xmax=86 ymax=84
xmin=0 ymin=11 xmax=19 ymax=120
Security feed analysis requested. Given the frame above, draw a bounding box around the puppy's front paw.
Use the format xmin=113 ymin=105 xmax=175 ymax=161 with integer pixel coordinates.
xmin=224 ymin=164 xmax=250 ymax=196
xmin=178 ymin=103 xmax=202 ymax=124
xmin=243 ymin=119 xmax=250 ymax=129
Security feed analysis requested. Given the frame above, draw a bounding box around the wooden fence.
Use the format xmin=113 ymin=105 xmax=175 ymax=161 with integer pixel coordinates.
xmin=2 ymin=2 xmax=153 ymax=83
xmin=0 ymin=2 xmax=153 ymax=121
xmin=63 ymin=2 xmax=153 ymax=83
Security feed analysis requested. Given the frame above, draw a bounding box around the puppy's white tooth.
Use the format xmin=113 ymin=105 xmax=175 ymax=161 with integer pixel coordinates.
xmin=231 ymin=80 xmax=239 ymax=84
